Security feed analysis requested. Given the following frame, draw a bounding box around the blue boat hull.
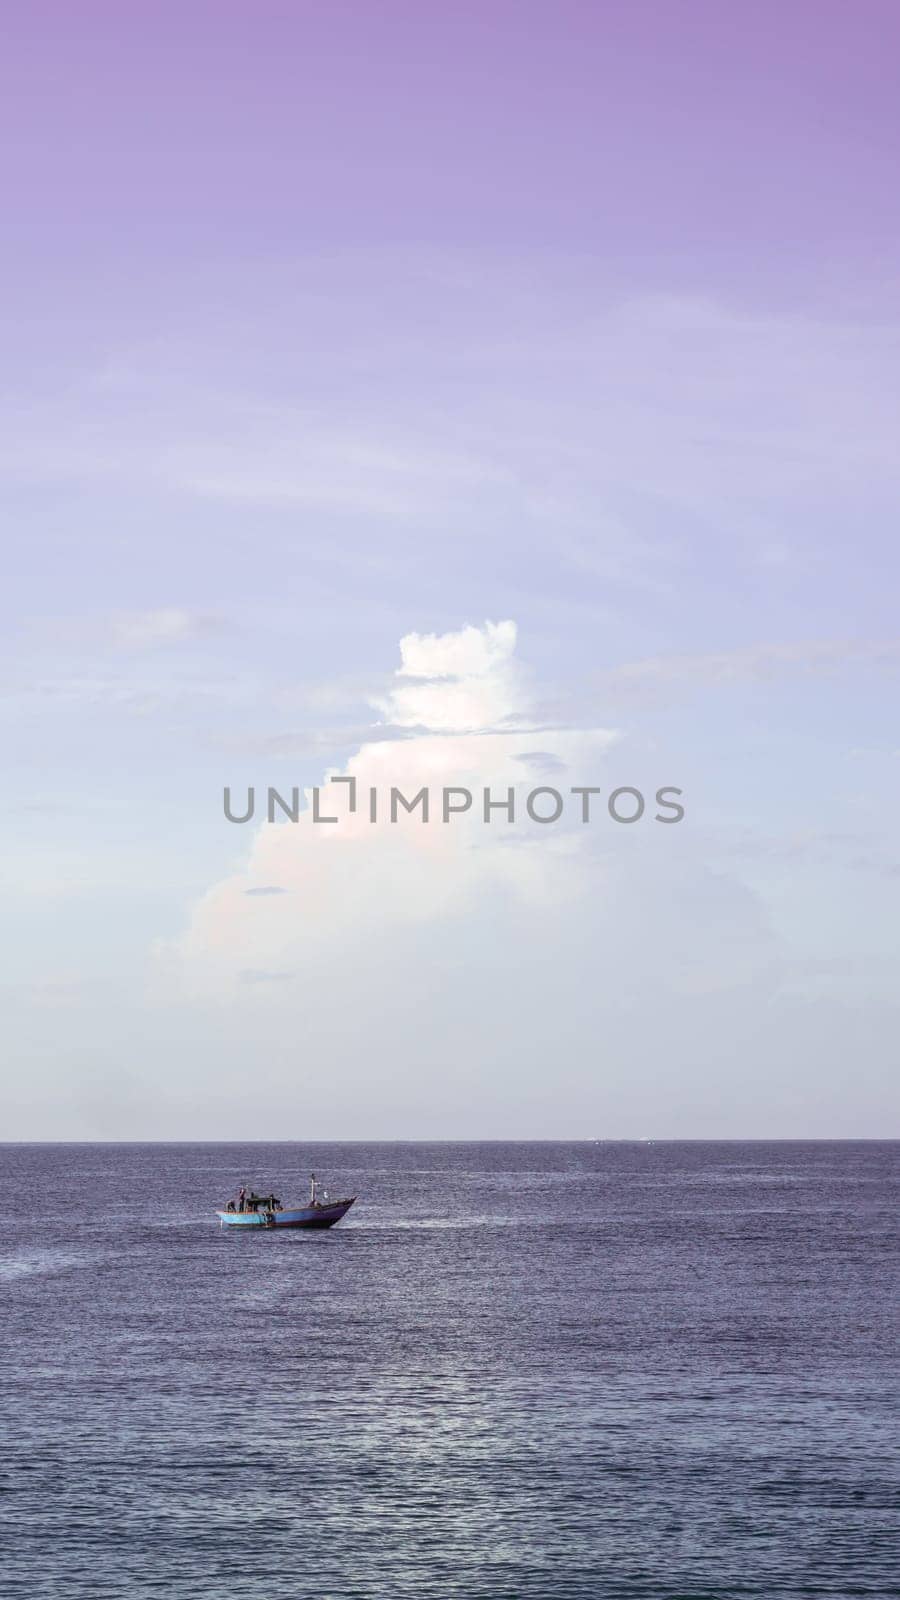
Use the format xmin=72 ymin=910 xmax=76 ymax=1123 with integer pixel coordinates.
xmin=216 ymin=1198 xmax=355 ymax=1230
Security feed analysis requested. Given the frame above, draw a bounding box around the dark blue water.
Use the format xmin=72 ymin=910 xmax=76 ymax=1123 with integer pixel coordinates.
xmin=1 ymin=1142 xmax=897 ymax=1599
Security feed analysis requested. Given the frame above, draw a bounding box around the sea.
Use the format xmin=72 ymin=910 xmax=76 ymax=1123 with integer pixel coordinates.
xmin=0 ymin=1141 xmax=897 ymax=1599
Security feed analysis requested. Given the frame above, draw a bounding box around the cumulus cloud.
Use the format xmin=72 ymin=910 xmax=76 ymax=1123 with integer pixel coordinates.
xmin=168 ymin=621 xmax=622 ymax=996
xmin=144 ymin=615 xmax=854 ymax=1134
xmin=397 ymin=620 xmax=517 ymax=682
xmin=374 ymin=619 xmax=522 ymax=733
xmin=163 ymin=615 xmax=777 ymax=1135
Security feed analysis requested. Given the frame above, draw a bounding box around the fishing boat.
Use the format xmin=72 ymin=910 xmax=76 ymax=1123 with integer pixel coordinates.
xmin=216 ymin=1174 xmax=355 ymax=1231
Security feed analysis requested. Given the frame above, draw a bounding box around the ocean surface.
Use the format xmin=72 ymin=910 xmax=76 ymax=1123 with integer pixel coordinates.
xmin=0 ymin=1142 xmax=897 ymax=1599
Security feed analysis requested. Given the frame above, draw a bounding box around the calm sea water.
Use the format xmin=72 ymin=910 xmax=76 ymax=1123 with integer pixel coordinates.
xmin=0 ymin=1142 xmax=897 ymax=1599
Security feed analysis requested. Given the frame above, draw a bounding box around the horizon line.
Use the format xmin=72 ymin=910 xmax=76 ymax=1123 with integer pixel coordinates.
xmin=1 ymin=1136 xmax=897 ymax=1146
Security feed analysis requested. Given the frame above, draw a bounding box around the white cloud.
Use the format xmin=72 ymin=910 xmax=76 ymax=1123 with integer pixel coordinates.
xmin=160 ymin=617 xmax=779 ymax=1117
xmin=397 ymin=619 xmax=517 ymax=681
xmin=168 ymin=620 xmax=621 ymax=998
xmin=375 ymin=619 xmax=522 ymax=732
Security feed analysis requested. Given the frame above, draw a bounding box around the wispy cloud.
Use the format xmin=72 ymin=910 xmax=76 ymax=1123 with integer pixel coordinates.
xmin=598 ymin=638 xmax=900 ymax=701
xmin=112 ymin=608 xmax=224 ymax=650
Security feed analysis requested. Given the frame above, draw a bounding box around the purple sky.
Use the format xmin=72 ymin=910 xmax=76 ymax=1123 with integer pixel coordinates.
xmin=5 ymin=3 xmax=900 ymax=269
xmin=2 ymin=2 xmax=899 ymax=1137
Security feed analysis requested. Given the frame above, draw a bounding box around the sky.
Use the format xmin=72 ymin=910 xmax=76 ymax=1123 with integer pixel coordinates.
xmin=2 ymin=1 xmax=899 ymax=1138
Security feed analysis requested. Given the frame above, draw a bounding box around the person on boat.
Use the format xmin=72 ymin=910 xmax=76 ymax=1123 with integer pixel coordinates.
xmin=309 ymin=1173 xmax=317 ymax=1206
xmin=237 ymin=1185 xmax=246 ymax=1213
